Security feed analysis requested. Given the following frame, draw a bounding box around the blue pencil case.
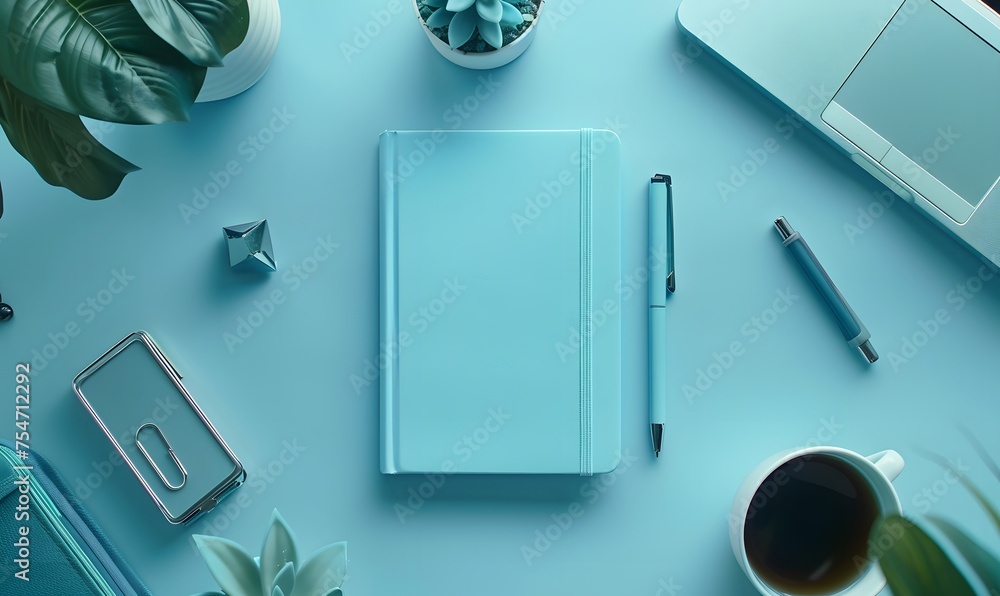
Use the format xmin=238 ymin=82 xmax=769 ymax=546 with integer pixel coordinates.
xmin=0 ymin=441 xmax=152 ymax=595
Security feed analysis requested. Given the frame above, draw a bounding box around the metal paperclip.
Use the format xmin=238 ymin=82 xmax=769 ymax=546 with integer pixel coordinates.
xmin=135 ymin=423 xmax=188 ymax=491
xmin=73 ymin=331 xmax=245 ymax=524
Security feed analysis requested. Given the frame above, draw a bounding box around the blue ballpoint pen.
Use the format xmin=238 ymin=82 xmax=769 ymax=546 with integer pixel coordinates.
xmin=649 ymin=174 xmax=674 ymax=458
xmin=774 ymin=216 xmax=878 ymax=363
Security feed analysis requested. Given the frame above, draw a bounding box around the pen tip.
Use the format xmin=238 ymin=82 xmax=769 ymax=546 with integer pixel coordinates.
xmin=859 ymin=340 xmax=879 ymax=364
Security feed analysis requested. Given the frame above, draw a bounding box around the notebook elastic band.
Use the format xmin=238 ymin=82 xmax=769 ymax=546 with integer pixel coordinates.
xmin=579 ymin=128 xmax=594 ymax=477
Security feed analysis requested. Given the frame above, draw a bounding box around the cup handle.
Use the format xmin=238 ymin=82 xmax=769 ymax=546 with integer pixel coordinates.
xmin=867 ymin=450 xmax=905 ymax=482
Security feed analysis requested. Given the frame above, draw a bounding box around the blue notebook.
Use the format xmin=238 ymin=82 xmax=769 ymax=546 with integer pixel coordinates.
xmin=379 ymin=129 xmax=622 ymax=475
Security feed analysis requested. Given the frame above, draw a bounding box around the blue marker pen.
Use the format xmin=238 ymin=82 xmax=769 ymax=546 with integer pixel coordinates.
xmin=774 ymin=216 xmax=878 ymax=363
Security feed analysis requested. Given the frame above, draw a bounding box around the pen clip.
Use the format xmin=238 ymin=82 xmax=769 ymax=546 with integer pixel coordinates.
xmin=650 ymin=174 xmax=675 ymax=297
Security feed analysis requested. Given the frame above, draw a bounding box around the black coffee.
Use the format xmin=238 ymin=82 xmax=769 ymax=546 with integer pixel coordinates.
xmin=744 ymin=454 xmax=881 ymax=595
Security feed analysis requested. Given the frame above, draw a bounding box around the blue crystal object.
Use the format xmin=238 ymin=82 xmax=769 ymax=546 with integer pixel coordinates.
xmin=224 ymin=220 xmax=276 ymax=271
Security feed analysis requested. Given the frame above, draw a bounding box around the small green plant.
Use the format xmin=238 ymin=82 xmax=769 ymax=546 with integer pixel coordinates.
xmin=870 ymin=430 xmax=1000 ymax=595
xmin=0 ymin=0 xmax=250 ymax=201
xmin=193 ymin=510 xmax=347 ymax=596
xmin=423 ymin=0 xmax=526 ymax=50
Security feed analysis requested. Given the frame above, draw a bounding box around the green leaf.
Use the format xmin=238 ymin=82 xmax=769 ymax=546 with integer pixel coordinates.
xmin=446 ymin=0 xmax=475 ymax=11
xmin=959 ymin=424 xmax=1000 ymax=486
xmin=193 ymin=535 xmax=262 ymax=596
xmin=129 ymin=0 xmax=250 ymax=67
xmin=424 ymin=0 xmax=447 ymax=6
xmin=448 ymin=8 xmax=476 ymax=48
xmin=0 ymin=0 xmax=208 ymax=124
xmin=499 ymin=2 xmax=523 ymax=27
xmin=871 ymin=515 xmax=977 ymax=596
xmin=292 ymin=542 xmax=347 ymax=596
xmin=929 ymin=516 xmax=1000 ymax=594
xmin=923 ymin=450 xmax=1000 ymax=534
xmin=0 ymin=77 xmax=137 ymax=199
xmin=261 ymin=510 xmax=298 ymax=596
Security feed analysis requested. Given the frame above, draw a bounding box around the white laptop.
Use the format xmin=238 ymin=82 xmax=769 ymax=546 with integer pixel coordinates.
xmin=678 ymin=0 xmax=1000 ymax=268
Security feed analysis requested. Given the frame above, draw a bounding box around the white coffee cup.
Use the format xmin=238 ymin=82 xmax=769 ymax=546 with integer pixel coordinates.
xmin=730 ymin=446 xmax=905 ymax=596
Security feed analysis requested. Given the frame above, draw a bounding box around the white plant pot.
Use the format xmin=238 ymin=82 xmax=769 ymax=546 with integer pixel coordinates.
xmin=197 ymin=0 xmax=282 ymax=102
xmin=412 ymin=0 xmax=544 ymax=70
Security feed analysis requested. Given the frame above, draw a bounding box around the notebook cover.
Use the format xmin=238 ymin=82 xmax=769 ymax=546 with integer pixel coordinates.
xmin=380 ymin=129 xmax=621 ymax=475
xmin=0 ymin=442 xmax=152 ymax=595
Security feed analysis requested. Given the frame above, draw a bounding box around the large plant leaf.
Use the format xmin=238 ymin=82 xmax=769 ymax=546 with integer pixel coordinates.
xmin=0 ymin=77 xmax=137 ymax=199
xmin=0 ymin=0 xmax=207 ymax=125
xmin=959 ymin=424 xmax=1000 ymax=486
xmin=193 ymin=535 xmax=262 ymax=596
xmin=922 ymin=450 xmax=1000 ymax=534
xmin=129 ymin=0 xmax=250 ymax=67
xmin=929 ymin=516 xmax=1000 ymax=594
xmin=872 ymin=515 xmax=977 ymax=596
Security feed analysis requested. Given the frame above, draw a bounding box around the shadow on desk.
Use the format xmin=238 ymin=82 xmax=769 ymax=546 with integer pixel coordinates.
xmin=379 ymin=472 xmax=586 ymax=504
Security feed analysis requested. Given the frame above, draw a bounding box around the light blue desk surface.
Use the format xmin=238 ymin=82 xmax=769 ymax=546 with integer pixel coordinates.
xmin=2 ymin=1 xmax=999 ymax=594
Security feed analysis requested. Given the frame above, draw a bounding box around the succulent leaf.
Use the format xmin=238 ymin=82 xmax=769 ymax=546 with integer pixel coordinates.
xmin=499 ymin=1 xmax=524 ymax=26
xmin=476 ymin=0 xmax=503 ymax=23
xmin=424 ymin=0 xmax=447 ymax=6
xmin=446 ymin=0 xmax=476 ymax=11
xmin=448 ymin=8 xmax=477 ymax=48
xmin=193 ymin=535 xmax=262 ymax=596
xmin=261 ymin=511 xmax=299 ymax=596
xmin=320 ymin=590 xmax=343 ymax=596
xmin=293 ymin=542 xmax=348 ymax=595
xmin=272 ymin=562 xmax=296 ymax=596
xmin=426 ymin=7 xmax=455 ymax=29
xmin=479 ymin=17 xmax=503 ymax=49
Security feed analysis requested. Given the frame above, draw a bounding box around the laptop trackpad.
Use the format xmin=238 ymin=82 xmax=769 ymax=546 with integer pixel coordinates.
xmin=823 ymin=0 xmax=1000 ymax=222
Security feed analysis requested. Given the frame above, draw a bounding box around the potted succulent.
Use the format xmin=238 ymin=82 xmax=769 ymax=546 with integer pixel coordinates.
xmin=0 ymin=0 xmax=280 ymax=203
xmin=194 ymin=510 xmax=347 ymax=596
xmin=413 ymin=0 xmax=544 ymax=69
